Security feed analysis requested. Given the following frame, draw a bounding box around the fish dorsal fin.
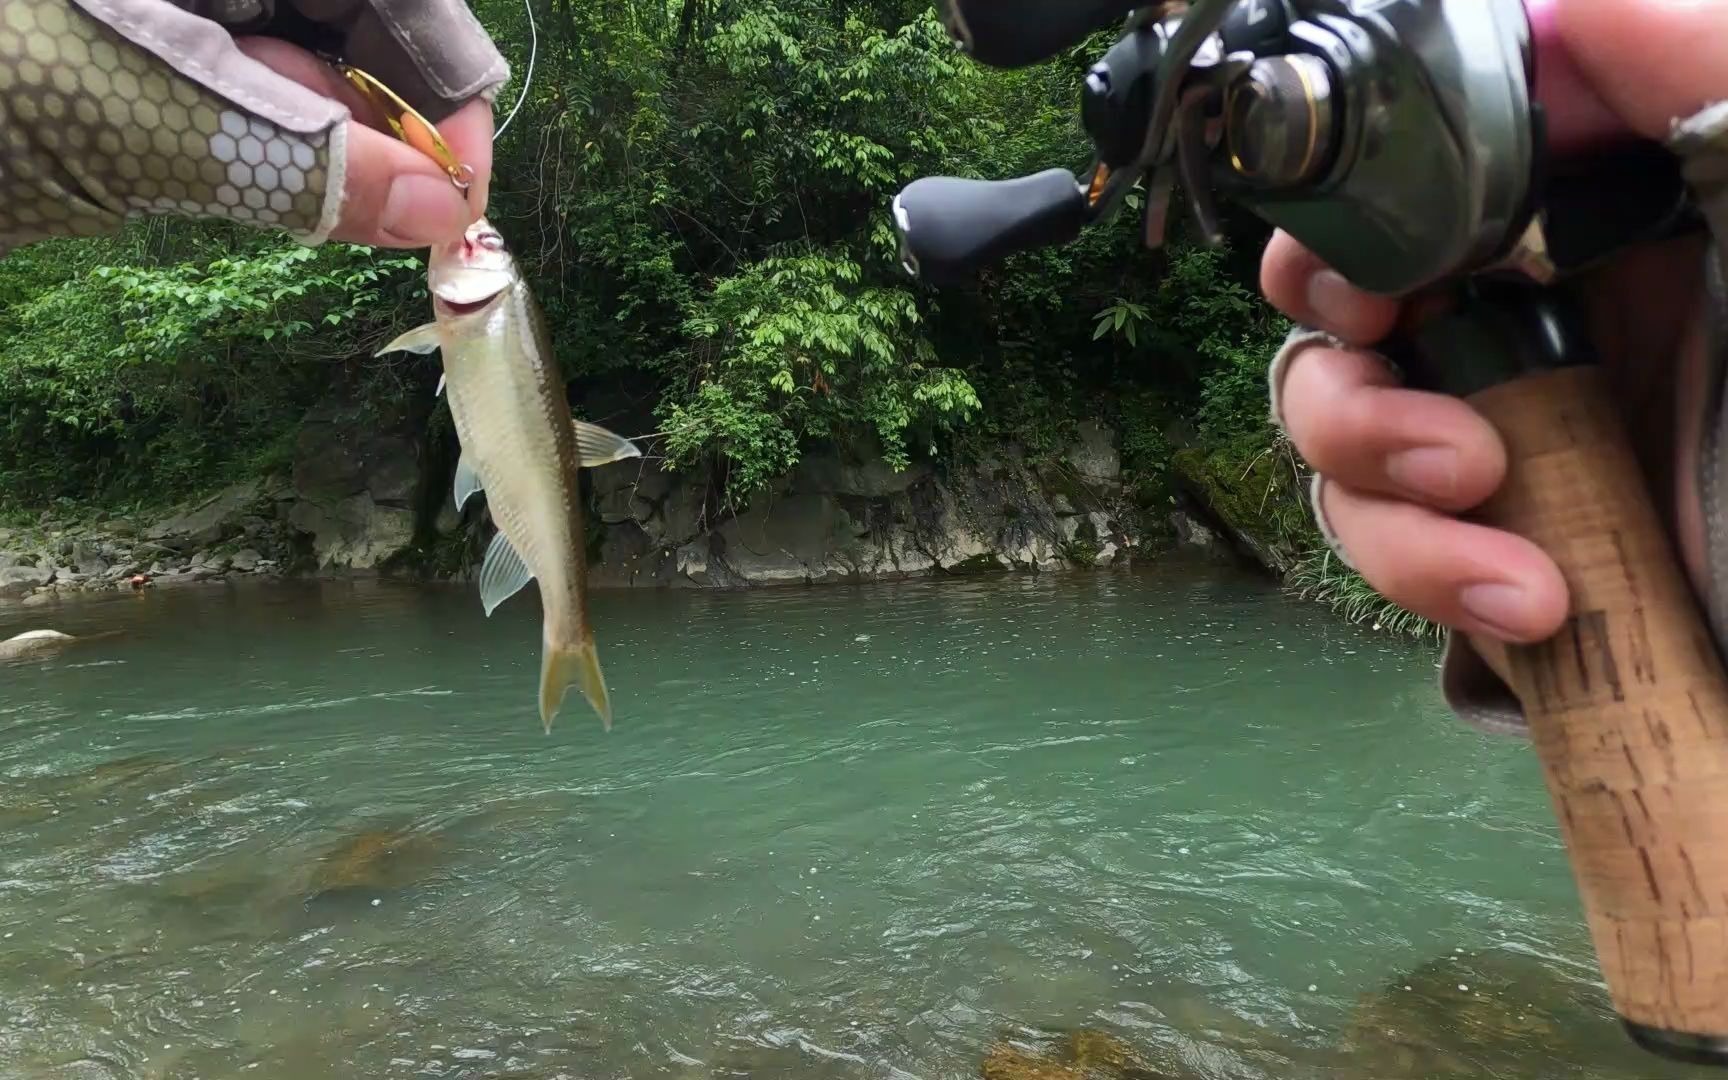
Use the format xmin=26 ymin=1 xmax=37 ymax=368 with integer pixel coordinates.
xmin=376 ymin=322 xmax=442 ymax=357
xmin=573 ymin=420 xmax=641 ymax=468
xmin=479 ymin=530 xmax=535 ymax=617
xmin=453 ymin=450 xmax=484 ymax=512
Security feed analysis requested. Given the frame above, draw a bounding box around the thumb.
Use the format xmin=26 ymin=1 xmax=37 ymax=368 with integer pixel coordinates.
xmin=1555 ymin=0 xmax=1728 ymax=141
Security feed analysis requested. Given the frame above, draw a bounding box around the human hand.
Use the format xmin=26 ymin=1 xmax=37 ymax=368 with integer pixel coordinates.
xmin=1263 ymin=0 xmax=1728 ymax=654
xmin=0 ymin=0 xmax=508 ymax=253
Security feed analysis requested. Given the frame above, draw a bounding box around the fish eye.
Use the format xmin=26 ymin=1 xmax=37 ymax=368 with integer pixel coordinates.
xmin=478 ymin=232 xmax=505 ymax=251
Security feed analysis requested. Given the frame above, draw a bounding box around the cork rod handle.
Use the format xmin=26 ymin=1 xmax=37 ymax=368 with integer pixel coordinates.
xmin=1467 ymin=365 xmax=1728 ymax=1059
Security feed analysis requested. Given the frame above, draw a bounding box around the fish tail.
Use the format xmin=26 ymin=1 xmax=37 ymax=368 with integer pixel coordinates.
xmin=539 ymin=631 xmax=612 ymax=734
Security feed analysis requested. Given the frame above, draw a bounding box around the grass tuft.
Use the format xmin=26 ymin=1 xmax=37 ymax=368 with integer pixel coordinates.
xmin=1285 ymin=547 xmax=1443 ymax=642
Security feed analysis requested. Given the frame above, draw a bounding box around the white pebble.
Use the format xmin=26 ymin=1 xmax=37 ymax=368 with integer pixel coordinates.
xmin=1458 ymin=984 xmax=1469 ymax=992
xmin=270 ymin=989 xmax=278 ymax=995
xmin=1404 ymin=986 xmax=1412 ymax=991
xmin=813 ymin=915 xmax=821 ymax=921
xmin=164 ymin=1044 xmax=171 ymax=1050
xmin=371 ymin=898 xmax=381 ymax=907
xmin=1308 ymin=984 xmax=1318 ymax=992
xmin=809 ymin=867 xmax=818 ymax=875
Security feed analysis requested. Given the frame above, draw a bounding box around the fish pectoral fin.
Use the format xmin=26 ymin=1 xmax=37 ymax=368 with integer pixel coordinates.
xmin=435 ymin=374 xmax=447 ymax=398
xmin=540 ymin=633 xmax=612 ymax=734
xmin=375 ymin=322 xmax=442 ymax=358
xmin=478 ymin=530 xmax=535 ymax=617
xmin=573 ymin=421 xmax=642 ymax=468
xmin=453 ymin=450 xmax=484 ymax=512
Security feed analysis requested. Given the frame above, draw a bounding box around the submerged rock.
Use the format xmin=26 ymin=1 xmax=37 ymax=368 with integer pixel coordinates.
xmin=304 ymin=823 xmax=449 ymax=901
xmin=1334 ymin=949 xmax=1675 ymax=1078
xmin=66 ymin=755 xmax=183 ymax=793
xmin=981 ymin=1028 xmax=1170 ymax=1080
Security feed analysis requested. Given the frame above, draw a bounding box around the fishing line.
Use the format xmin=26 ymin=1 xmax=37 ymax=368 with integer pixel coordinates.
xmin=493 ymin=0 xmax=539 ymax=144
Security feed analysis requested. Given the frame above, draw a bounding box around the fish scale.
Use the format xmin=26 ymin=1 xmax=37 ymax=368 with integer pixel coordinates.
xmin=444 ymin=290 xmax=578 ymax=603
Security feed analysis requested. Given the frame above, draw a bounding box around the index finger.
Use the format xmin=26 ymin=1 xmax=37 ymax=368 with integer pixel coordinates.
xmin=236 ymin=37 xmax=492 ymax=244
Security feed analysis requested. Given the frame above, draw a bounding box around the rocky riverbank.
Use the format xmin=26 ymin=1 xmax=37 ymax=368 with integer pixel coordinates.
xmin=0 ymin=479 xmax=295 ymax=606
xmin=0 ymin=385 xmax=1276 ymax=608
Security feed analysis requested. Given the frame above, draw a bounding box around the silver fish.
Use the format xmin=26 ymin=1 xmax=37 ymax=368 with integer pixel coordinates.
xmin=377 ymin=218 xmax=640 ymax=732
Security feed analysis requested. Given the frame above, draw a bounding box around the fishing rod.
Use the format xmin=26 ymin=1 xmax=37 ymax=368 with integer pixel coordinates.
xmin=891 ymin=0 xmax=1727 ymax=1067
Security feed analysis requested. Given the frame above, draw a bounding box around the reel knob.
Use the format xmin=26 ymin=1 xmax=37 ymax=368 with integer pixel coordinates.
xmin=1224 ymin=54 xmax=1338 ymax=187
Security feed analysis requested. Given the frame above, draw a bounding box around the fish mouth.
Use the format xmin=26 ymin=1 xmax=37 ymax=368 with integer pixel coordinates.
xmin=434 ymin=289 xmax=505 ymax=318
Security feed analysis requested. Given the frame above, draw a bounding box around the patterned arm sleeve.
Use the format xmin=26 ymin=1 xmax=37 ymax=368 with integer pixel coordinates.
xmin=0 ymin=0 xmax=506 ymax=253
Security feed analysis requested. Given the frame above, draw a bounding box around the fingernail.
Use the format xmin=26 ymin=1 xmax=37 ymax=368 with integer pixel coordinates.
xmin=380 ymin=174 xmax=467 ymax=245
xmin=1386 ymin=447 xmax=1459 ymax=500
xmin=1461 ymin=584 xmax=1529 ymax=639
xmin=1306 ymin=269 xmax=1358 ymax=328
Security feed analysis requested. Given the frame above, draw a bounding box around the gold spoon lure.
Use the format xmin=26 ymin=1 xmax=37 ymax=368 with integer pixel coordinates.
xmin=328 ymin=58 xmax=475 ymax=192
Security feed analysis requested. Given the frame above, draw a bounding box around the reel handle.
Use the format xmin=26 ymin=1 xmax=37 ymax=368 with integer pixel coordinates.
xmin=939 ymin=0 xmax=1142 ymax=68
xmin=892 ymin=170 xmax=1090 ymax=286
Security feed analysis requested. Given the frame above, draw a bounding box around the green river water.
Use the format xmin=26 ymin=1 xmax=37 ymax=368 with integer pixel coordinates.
xmin=0 ymin=563 xmax=1720 ymax=1079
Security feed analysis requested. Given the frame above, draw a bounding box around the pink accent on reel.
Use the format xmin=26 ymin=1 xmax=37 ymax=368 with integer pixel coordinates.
xmin=1525 ymin=0 xmax=1626 ymax=154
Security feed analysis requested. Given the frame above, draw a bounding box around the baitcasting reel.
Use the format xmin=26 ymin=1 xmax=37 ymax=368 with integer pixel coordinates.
xmin=892 ymin=0 xmax=1691 ymax=295
xmin=896 ymin=0 xmax=1728 ymax=1069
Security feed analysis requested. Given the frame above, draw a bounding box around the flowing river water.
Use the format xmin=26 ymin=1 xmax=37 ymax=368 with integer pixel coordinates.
xmin=1 ymin=563 xmax=1721 ymax=1079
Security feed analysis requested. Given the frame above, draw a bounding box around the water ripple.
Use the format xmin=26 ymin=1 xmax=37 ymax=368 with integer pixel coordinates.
xmin=0 ymin=572 xmax=1716 ymax=1079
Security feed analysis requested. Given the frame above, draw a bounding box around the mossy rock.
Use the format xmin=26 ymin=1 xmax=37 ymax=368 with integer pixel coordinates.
xmin=1170 ymin=442 xmax=1315 ymax=575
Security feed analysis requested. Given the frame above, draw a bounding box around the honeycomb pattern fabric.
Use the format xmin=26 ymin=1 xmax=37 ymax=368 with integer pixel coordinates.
xmin=0 ymin=0 xmax=338 ymax=253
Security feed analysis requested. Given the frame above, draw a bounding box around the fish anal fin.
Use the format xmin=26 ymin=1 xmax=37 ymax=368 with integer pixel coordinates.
xmin=453 ymin=450 xmax=484 ymax=512
xmin=478 ymin=530 xmax=535 ymax=617
xmin=540 ymin=632 xmax=612 ymax=733
xmin=573 ymin=420 xmax=642 ymax=469
xmin=376 ymin=322 xmax=442 ymax=357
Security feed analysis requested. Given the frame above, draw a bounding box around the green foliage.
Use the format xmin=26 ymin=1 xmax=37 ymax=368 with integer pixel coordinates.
xmin=1154 ymin=246 xmax=1291 ymax=447
xmin=1093 ymin=298 xmax=1152 ymax=348
xmin=0 ymin=227 xmax=420 ymax=503
xmin=1116 ymin=388 xmax=1178 ymax=506
xmin=662 ymin=250 xmax=977 ymax=495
